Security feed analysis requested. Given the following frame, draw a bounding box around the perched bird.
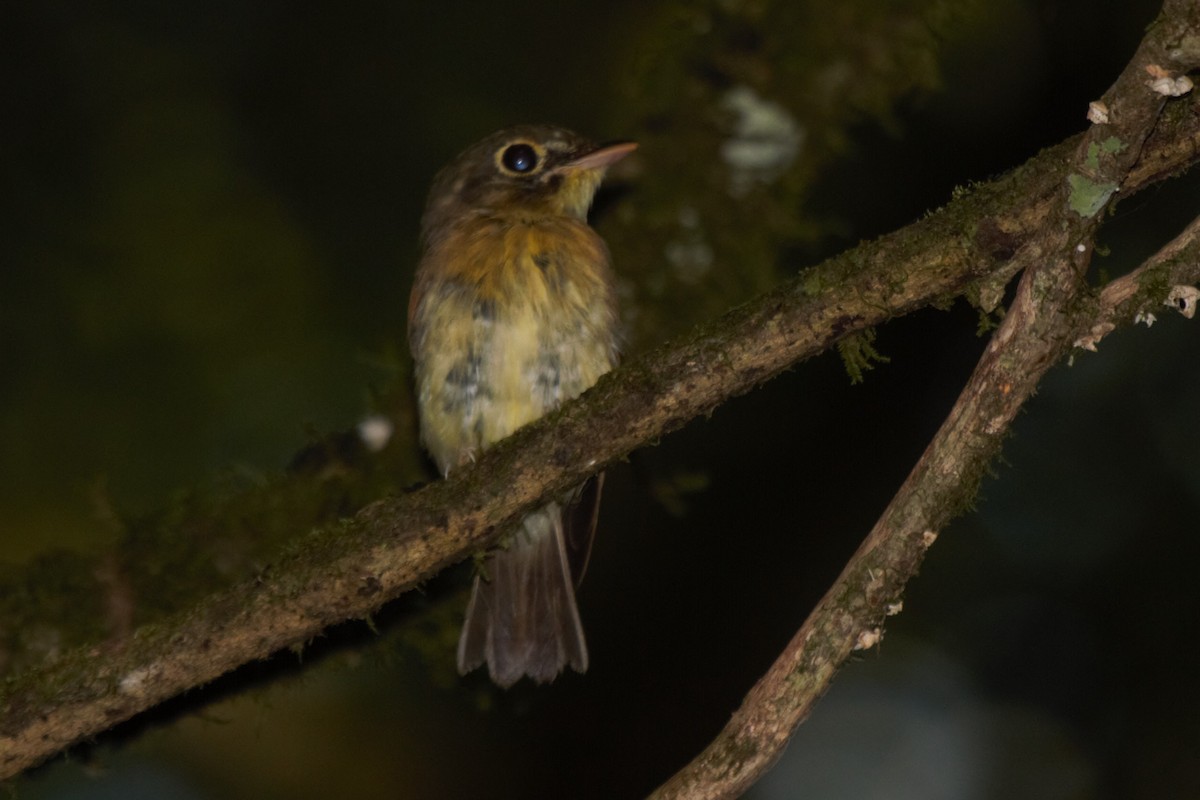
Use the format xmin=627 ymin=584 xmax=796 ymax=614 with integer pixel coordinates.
xmin=408 ymin=125 xmax=636 ymax=687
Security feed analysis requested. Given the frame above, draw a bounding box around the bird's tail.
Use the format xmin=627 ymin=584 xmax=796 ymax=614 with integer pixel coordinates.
xmin=456 ymin=502 xmax=588 ymax=688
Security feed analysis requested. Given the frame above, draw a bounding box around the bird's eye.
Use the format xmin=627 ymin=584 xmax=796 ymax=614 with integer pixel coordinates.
xmin=500 ymin=143 xmax=539 ymax=174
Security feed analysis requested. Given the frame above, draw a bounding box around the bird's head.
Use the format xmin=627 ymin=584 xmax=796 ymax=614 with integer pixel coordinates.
xmin=421 ymin=124 xmax=636 ymax=241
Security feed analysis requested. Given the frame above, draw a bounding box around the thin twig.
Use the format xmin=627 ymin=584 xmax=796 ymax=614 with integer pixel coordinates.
xmin=1090 ymin=213 xmax=1200 ymax=334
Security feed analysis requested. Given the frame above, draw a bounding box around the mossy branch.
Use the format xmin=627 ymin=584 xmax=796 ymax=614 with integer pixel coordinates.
xmin=648 ymin=1 xmax=1200 ymax=796
xmin=3 ymin=3 xmax=1200 ymax=784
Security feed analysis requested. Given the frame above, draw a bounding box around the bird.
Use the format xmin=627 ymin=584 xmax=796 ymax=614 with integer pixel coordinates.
xmin=407 ymin=124 xmax=636 ymax=687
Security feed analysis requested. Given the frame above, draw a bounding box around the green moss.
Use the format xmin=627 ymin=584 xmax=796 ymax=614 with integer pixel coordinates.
xmin=800 ymin=267 xmax=825 ymax=297
xmin=837 ymin=328 xmax=891 ymax=384
xmin=975 ymin=304 xmax=1004 ymax=335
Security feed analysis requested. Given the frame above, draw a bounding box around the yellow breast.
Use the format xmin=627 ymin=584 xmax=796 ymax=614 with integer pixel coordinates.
xmin=410 ymin=215 xmax=619 ymax=473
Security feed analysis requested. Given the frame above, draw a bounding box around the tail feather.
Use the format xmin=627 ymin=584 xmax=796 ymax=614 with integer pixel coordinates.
xmin=457 ymin=503 xmax=588 ymax=687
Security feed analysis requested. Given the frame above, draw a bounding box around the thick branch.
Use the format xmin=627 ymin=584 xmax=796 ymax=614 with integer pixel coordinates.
xmin=3 ymin=23 xmax=1200 ymax=782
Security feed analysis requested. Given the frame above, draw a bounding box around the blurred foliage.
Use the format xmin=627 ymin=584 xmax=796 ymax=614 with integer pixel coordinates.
xmin=0 ymin=9 xmax=391 ymax=563
xmin=606 ymin=0 xmax=970 ymax=346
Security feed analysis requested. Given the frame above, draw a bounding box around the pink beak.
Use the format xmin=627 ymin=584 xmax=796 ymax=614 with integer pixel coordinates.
xmin=563 ymin=141 xmax=638 ymax=171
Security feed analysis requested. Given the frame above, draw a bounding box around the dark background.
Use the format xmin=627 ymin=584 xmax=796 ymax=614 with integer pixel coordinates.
xmin=3 ymin=1 xmax=1199 ymax=798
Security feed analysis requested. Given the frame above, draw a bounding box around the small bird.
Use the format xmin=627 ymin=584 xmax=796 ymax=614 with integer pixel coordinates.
xmin=408 ymin=125 xmax=635 ymax=687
